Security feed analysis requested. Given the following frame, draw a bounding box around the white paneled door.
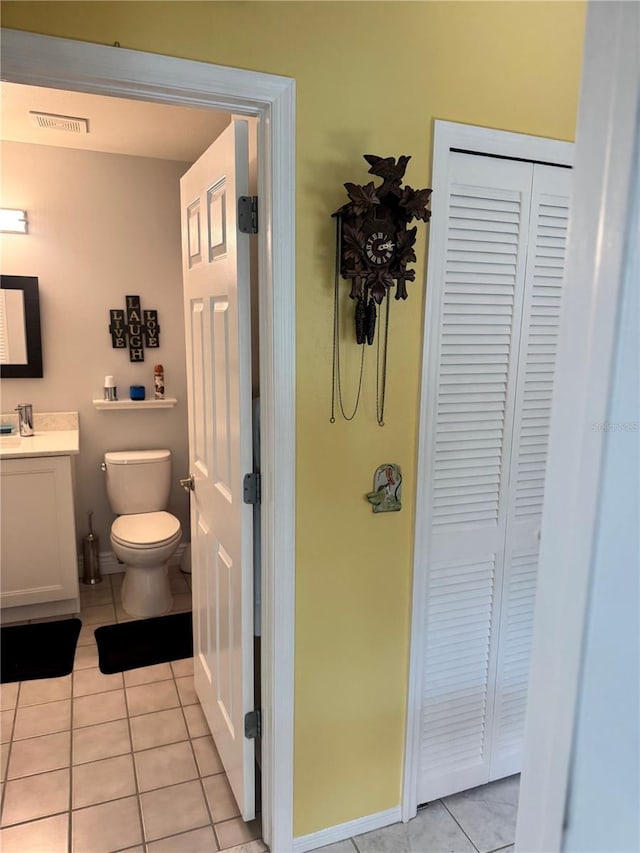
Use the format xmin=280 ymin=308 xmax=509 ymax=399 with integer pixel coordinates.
xmin=416 ymin=149 xmax=571 ymax=803
xmin=180 ymin=119 xmax=255 ymax=820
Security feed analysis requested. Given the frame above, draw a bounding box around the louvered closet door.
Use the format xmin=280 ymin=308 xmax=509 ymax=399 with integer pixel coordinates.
xmin=417 ymin=153 xmax=535 ymax=803
xmin=417 ymin=153 xmax=572 ymax=804
xmin=488 ymin=163 xmax=571 ymax=779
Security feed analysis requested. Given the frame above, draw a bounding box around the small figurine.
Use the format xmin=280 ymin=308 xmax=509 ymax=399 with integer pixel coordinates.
xmin=367 ymin=464 xmax=402 ymax=513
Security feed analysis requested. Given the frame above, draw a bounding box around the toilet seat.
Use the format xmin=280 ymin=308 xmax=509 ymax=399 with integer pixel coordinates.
xmin=111 ymin=511 xmax=181 ymax=549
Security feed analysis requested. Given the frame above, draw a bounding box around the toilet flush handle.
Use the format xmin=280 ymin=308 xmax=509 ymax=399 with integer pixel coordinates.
xmin=180 ymin=474 xmax=195 ymax=493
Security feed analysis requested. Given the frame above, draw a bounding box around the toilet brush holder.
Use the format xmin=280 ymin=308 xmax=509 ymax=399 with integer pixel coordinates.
xmin=82 ymin=511 xmax=102 ymax=585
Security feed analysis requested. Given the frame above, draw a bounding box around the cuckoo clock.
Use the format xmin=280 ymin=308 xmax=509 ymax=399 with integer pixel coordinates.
xmin=330 ymin=155 xmax=431 ymax=424
xmin=333 ymin=154 xmax=432 ymax=344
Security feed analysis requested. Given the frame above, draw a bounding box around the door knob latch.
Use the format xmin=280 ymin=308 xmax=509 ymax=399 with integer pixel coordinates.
xmin=180 ymin=475 xmax=195 ymax=493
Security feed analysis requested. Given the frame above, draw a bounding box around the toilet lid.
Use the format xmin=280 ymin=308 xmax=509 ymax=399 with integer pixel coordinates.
xmin=112 ymin=511 xmax=181 ymax=547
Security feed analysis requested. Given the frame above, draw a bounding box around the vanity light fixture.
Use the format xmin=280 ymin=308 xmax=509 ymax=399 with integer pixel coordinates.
xmin=0 ymin=209 xmax=28 ymax=234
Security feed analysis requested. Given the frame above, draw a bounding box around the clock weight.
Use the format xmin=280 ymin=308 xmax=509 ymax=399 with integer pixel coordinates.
xmin=355 ymin=295 xmax=366 ymax=345
xmin=353 ymin=292 xmax=377 ymax=346
xmin=365 ymin=295 xmax=376 ymax=346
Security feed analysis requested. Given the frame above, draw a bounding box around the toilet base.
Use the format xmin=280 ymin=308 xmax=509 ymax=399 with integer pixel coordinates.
xmin=121 ymin=563 xmax=173 ymax=619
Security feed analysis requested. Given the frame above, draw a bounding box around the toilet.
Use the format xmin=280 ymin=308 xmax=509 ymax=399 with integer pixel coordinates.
xmin=103 ymin=449 xmax=181 ymax=618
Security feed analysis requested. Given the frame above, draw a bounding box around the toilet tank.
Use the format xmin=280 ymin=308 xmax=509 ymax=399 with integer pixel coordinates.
xmin=104 ymin=449 xmax=172 ymax=515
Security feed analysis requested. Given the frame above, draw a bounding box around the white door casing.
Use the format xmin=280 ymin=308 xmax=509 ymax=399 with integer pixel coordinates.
xmin=181 ymin=119 xmax=255 ymax=819
xmin=403 ymin=122 xmax=573 ymax=820
xmin=516 ymin=4 xmax=640 ymax=850
xmin=0 ymin=28 xmax=296 ymax=852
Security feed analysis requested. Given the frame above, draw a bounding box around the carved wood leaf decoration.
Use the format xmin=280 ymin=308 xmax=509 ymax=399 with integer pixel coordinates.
xmin=350 ymin=275 xmax=365 ymax=300
xmin=342 ymin=221 xmax=365 ymax=265
xmin=395 ymin=269 xmax=416 ymax=301
xmin=396 ymin=226 xmax=418 ymax=266
xmin=367 ymin=270 xmax=394 ymax=304
xmin=399 ymin=186 xmax=433 ymax=222
xmin=344 ymin=181 xmax=379 ymax=216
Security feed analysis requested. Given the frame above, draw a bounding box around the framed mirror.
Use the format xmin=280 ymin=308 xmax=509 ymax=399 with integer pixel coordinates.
xmin=0 ymin=275 xmax=43 ymax=378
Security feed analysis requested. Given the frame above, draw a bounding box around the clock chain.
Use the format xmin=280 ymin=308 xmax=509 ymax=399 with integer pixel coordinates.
xmin=375 ymin=291 xmax=391 ymax=427
xmin=331 ymin=216 xmax=366 ymax=422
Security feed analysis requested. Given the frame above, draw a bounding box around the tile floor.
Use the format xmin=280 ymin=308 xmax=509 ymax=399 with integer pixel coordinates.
xmin=311 ymin=775 xmax=519 ymax=853
xmin=0 ymin=566 xmax=265 ymax=853
xmin=1 ymin=567 xmax=519 ymax=853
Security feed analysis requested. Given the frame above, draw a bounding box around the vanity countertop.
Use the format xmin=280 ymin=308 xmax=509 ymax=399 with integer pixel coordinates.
xmin=0 ymin=412 xmax=79 ymax=459
xmin=0 ymin=429 xmax=80 ymax=459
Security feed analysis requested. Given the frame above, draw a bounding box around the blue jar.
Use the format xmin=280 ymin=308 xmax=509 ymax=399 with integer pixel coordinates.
xmin=129 ymin=385 xmax=145 ymax=401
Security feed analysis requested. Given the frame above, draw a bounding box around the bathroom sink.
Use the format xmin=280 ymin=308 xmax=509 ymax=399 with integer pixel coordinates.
xmin=0 ymin=429 xmax=79 ymax=459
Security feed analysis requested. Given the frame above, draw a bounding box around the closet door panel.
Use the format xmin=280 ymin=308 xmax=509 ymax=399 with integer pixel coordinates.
xmin=489 ymin=542 xmax=539 ymax=778
xmin=489 ymin=164 xmax=572 ymax=780
xmin=510 ymin=165 xmax=571 ymax=530
xmin=418 ymin=153 xmax=534 ymax=803
xmin=430 ymin=154 xmax=533 ymax=557
xmin=419 ymin=553 xmax=498 ymax=800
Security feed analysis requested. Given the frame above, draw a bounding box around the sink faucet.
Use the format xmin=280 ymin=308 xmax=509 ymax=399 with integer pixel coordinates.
xmin=15 ymin=403 xmax=34 ymax=437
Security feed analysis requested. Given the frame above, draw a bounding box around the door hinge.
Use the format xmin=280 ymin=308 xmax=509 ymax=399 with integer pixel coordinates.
xmin=243 ymin=472 xmax=261 ymax=505
xmin=238 ymin=195 xmax=258 ymax=234
xmin=244 ymin=709 xmax=262 ymax=739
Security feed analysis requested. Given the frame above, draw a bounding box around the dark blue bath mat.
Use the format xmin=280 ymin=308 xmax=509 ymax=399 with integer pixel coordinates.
xmin=95 ymin=611 xmax=193 ymax=674
xmin=0 ymin=618 xmax=82 ymax=683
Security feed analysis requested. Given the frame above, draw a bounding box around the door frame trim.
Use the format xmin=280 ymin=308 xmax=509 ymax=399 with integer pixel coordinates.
xmin=516 ymin=5 xmax=639 ymax=848
xmin=0 ymin=28 xmax=296 ymax=852
xmin=402 ymin=120 xmax=573 ymax=822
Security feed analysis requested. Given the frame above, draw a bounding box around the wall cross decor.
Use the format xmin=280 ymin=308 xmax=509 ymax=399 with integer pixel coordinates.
xmin=109 ymin=295 xmax=160 ymax=362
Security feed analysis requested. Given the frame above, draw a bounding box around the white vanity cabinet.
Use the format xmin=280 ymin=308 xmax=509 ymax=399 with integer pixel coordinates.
xmin=0 ymin=422 xmax=80 ymax=622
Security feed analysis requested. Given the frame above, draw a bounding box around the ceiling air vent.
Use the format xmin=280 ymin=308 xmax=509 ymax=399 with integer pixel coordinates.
xmin=29 ymin=111 xmax=89 ymax=134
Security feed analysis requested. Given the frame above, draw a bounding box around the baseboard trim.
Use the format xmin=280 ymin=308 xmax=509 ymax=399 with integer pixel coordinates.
xmin=78 ymin=541 xmax=190 ymax=577
xmin=292 ymin=806 xmax=402 ymax=853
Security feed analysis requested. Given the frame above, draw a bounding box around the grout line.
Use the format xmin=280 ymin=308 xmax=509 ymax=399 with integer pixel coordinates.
xmin=349 ymin=837 xmax=361 ymax=852
xmin=75 ymin=574 xmax=146 ymax=852
xmin=1 ymin=807 xmax=71 ymax=831
xmin=66 ymin=794 xmax=143 ymax=816
xmin=108 ymin=582 xmax=148 ymax=853
xmin=176 ymin=670 xmax=221 ymax=847
xmin=440 ymin=798 xmax=482 ymax=853
xmin=129 ymin=728 xmax=196 ymax=754
xmin=70 ymin=688 xmax=126 ymax=729
xmin=142 ymin=816 xmax=213 ymax=851
xmin=0 ymin=681 xmax=21 ymax=827
xmin=69 ymin=591 xmax=94 ymax=851
xmin=134 ymin=824 xmax=213 ymax=849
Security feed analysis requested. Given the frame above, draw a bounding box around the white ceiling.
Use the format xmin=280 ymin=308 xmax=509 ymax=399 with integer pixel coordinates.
xmin=0 ymin=82 xmax=231 ymax=163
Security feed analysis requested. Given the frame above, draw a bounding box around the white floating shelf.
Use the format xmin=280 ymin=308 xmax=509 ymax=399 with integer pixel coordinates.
xmin=93 ymin=398 xmax=177 ymax=411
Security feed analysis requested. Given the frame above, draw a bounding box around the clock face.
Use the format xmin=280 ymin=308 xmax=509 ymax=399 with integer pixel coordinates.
xmin=364 ymin=229 xmax=395 ymax=266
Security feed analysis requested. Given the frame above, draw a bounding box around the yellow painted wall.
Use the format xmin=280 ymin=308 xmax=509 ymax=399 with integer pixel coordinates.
xmin=1 ymin=1 xmax=586 ymax=837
